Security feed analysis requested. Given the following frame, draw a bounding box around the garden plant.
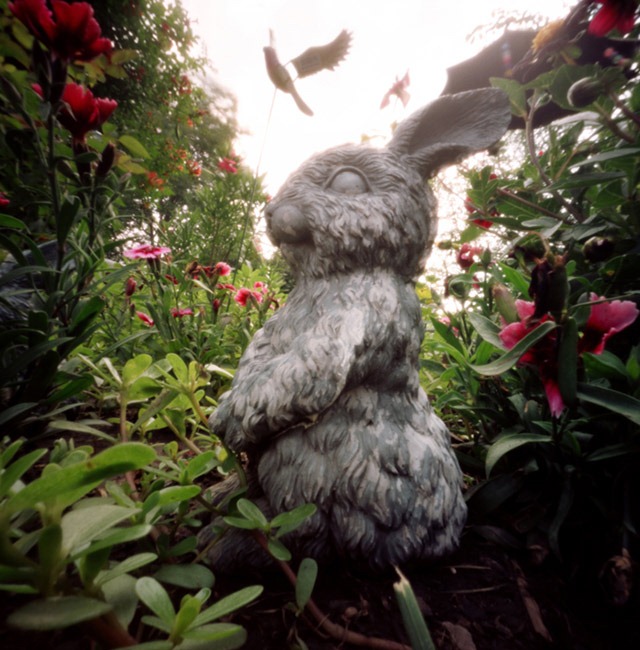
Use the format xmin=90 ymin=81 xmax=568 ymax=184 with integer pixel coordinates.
xmin=1 ymin=0 xmax=639 ymax=649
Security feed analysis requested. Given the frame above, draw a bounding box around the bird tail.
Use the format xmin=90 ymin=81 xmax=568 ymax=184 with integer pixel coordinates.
xmin=290 ymin=87 xmax=313 ymax=116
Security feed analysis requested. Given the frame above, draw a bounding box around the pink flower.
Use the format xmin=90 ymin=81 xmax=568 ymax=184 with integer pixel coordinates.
xmin=123 ymin=244 xmax=171 ymax=260
xmin=589 ymin=0 xmax=637 ymax=36
xmin=0 ymin=192 xmax=9 ymax=208
xmin=9 ymin=0 xmax=112 ymax=61
xmin=380 ymin=70 xmax=410 ymax=109
xmin=579 ymin=294 xmax=639 ymax=355
xmin=170 ymin=307 xmax=194 ymax=318
xmin=253 ymin=281 xmax=267 ymax=292
xmin=234 ymin=287 xmax=263 ymax=307
xmin=218 ymin=157 xmax=238 ymax=174
xmin=499 ymin=296 xmax=638 ymax=417
xmin=214 ymin=261 xmax=231 ymax=276
xmin=456 ymin=243 xmax=483 ymax=270
xmin=136 ymin=311 xmax=154 ymax=327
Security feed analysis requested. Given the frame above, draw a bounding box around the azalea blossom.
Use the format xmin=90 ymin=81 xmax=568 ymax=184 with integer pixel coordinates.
xmin=234 ymin=287 xmax=263 ymax=307
xmin=588 ymin=0 xmax=638 ymax=36
xmin=123 ymin=244 xmax=171 ymax=260
xmin=380 ymin=70 xmax=410 ymax=109
xmin=499 ymin=296 xmax=638 ymax=417
xmin=9 ymin=0 xmax=112 ymax=61
xmin=54 ymin=83 xmax=117 ymax=142
xmin=218 ymin=157 xmax=238 ymax=174
xmin=170 ymin=307 xmax=194 ymax=318
xmin=136 ymin=311 xmax=154 ymax=327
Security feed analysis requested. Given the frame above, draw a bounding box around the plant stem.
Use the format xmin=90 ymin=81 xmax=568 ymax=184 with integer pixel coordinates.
xmin=252 ymin=531 xmax=411 ymax=650
xmin=496 ymin=188 xmax=573 ymax=224
xmin=82 ymin=611 xmax=137 ymax=648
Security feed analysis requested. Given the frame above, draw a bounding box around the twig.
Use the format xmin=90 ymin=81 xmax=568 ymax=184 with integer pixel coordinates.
xmin=251 ymin=531 xmax=411 ymax=650
xmin=511 ymin=559 xmax=553 ymax=642
xmin=497 ymin=188 xmax=573 ymax=224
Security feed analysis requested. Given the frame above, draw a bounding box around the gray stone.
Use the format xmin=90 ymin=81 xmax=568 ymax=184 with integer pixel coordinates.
xmin=203 ymin=89 xmax=510 ymax=572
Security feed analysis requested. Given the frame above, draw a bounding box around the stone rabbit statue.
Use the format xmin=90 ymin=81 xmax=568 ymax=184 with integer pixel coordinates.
xmin=204 ymin=88 xmax=510 ymax=572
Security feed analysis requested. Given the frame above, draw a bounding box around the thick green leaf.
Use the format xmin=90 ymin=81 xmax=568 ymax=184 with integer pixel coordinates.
xmin=123 ymin=354 xmax=153 ymax=386
xmin=119 ymin=134 xmax=150 ymax=159
xmin=166 ymin=352 xmax=189 ymax=384
xmin=5 ymin=443 xmax=156 ymax=516
xmin=394 ymin=568 xmax=436 ymax=650
xmin=179 ymin=624 xmax=246 ymax=649
xmin=558 ymin=318 xmax=578 ymax=408
xmin=173 ymin=596 xmax=202 ymax=639
xmin=272 ymin=503 xmax=317 ymax=537
xmin=235 ymin=498 xmax=268 ymax=528
xmin=95 ymin=552 xmax=158 ymax=586
xmin=486 ymin=433 xmax=552 ymax=476
xmin=467 ymin=312 xmax=504 ymax=350
xmin=102 ymin=573 xmax=139 ymax=628
xmin=136 ymin=576 xmax=175 ymax=625
xmin=470 ymin=321 xmax=556 ymax=376
xmin=61 ymin=504 xmax=138 ymax=555
xmin=490 ymin=77 xmax=527 ymax=117
xmin=267 ymin=537 xmax=291 ymax=561
xmin=155 ymin=564 xmax=214 ymax=590
xmin=295 ymin=558 xmax=318 ymax=610
xmin=191 ymin=585 xmax=263 ymax=627
xmin=0 ymin=448 xmax=47 ymax=499
xmin=577 ymin=383 xmax=640 ymax=425
xmin=185 ymin=451 xmax=218 ymax=481
xmin=7 ymin=596 xmax=112 ymax=630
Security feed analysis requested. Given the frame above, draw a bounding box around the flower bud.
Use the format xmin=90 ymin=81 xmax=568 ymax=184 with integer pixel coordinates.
xmin=529 ymin=255 xmax=568 ymax=322
xmin=96 ymin=142 xmax=116 ymax=177
xmin=567 ymin=77 xmax=605 ymax=108
xmin=125 ymin=276 xmax=137 ymax=297
xmin=493 ymin=283 xmax=518 ymax=323
xmin=583 ymin=236 xmax=615 ymax=263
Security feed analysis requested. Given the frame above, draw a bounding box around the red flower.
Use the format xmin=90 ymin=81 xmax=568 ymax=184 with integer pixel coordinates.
xmin=589 ymin=0 xmax=637 ymax=36
xmin=499 ymin=296 xmax=638 ymax=417
xmin=380 ymin=70 xmax=410 ymax=109
xmin=217 ymin=282 xmax=237 ymax=292
xmin=456 ymin=243 xmax=483 ymax=270
xmin=164 ymin=274 xmax=179 ymax=285
xmin=579 ymin=294 xmax=639 ymax=354
xmin=218 ymin=157 xmax=238 ymax=174
xmin=0 ymin=192 xmax=9 ymax=208
xmin=10 ymin=0 xmax=112 ymax=61
xmin=55 ymin=83 xmax=117 ymax=142
xmin=123 ymin=244 xmax=171 ymax=260
xmin=136 ymin=311 xmax=154 ymax=327
xmin=234 ymin=287 xmax=263 ymax=307
xmin=212 ymin=299 xmax=221 ymax=313
xmin=186 ymin=159 xmax=201 ymax=176
xmin=170 ymin=307 xmax=194 ymax=318
xmin=214 ymin=261 xmax=231 ymax=276
xmin=146 ymin=171 xmax=165 ymax=189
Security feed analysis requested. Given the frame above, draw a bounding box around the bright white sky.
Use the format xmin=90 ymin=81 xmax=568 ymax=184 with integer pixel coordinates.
xmin=182 ymin=0 xmax=574 ymax=195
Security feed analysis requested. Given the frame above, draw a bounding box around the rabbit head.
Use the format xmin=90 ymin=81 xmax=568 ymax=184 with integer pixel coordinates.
xmin=265 ymin=88 xmax=510 ymax=280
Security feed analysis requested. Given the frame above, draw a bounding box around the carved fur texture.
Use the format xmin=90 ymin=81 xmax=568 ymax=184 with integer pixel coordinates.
xmin=203 ymin=89 xmax=511 ymax=572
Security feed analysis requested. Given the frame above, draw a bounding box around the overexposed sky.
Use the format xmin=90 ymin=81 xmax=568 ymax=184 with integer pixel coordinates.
xmin=182 ymin=0 xmax=574 ymax=194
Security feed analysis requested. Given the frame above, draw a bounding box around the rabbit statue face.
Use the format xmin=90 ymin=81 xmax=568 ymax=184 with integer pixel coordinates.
xmin=202 ymin=89 xmax=510 ymax=572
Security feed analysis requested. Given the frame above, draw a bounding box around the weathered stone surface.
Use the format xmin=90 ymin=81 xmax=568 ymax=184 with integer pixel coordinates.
xmin=203 ymin=89 xmax=510 ymax=572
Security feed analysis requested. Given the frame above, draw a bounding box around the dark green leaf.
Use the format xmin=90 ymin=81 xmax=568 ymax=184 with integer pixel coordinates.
xmin=577 ymin=383 xmax=640 ymax=425
xmin=7 ymin=597 xmax=112 ymax=630
xmin=486 ymin=433 xmax=552 ymax=476
xmin=295 ymin=558 xmax=317 ymax=610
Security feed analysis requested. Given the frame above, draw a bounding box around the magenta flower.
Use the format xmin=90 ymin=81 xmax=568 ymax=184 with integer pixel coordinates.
xmin=214 ymin=261 xmax=231 ymax=276
xmin=456 ymin=243 xmax=483 ymax=270
xmin=0 ymin=192 xmax=9 ymax=208
xmin=579 ymin=294 xmax=639 ymax=354
xmin=380 ymin=70 xmax=410 ymax=109
xmin=123 ymin=244 xmax=171 ymax=260
xmin=170 ymin=307 xmax=194 ymax=318
xmin=136 ymin=311 xmax=154 ymax=327
xmin=589 ymin=0 xmax=637 ymax=36
xmin=499 ymin=296 xmax=638 ymax=417
xmin=234 ymin=287 xmax=263 ymax=307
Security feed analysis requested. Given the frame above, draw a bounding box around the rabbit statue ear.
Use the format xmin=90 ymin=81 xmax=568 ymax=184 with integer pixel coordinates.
xmin=388 ymin=88 xmax=510 ymax=178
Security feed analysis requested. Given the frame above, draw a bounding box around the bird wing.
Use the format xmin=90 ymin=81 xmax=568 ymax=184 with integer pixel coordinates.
xmin=290 ymin=29 xmax=352 ymax=78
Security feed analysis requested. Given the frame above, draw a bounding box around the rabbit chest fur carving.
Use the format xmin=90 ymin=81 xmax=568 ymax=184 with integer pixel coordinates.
xmin=205 ymin=89 xmax=510 ymax=572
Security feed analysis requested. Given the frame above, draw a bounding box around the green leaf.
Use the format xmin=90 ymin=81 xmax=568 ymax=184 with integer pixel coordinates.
xmin=119 ymin=134 xmax=150 ymax=159
xmin=191 ymin=585 xmax=263 ymax=627
xmin=95 ymin=552 xmax=158 ymax=587
xmin=155 ymin=564 xmax=214 ymax=590
xmin=222 ymin=516 xmax=261 ymax=530
xmin=185 ymin=452 xmax=218 ymax=481
xmin=558 ymin=318 xmax=578 ymax=408
xmin=486 ymin=433 xmax=552 ymax=476
xmin=467 ymin=312 xmax=504 ymax=350
xmin=267 ymin=537 xmax=291 ymax=561
xmin=577 ymin=383 xmax=640 ymax=425
xmin=61 ymin=504 xmax=138 ymax=555
xmin=5 ymin=443 xmax=156 ymax=516
xmin=0 ymin=447 xmax=47 ymax=499
xmin=151 ymin=485 xmax=201 ymax=508
xmin=295 ymin=558 xmax=317 ymax=610
xmin=272 ymin=503 xmax=317 ymax=537
xmin=394 ymin=568 xmax=436 ymax=650
xmin=235 ymin=498 xmax=268 ymax=528
xmin=166 ymin=352 xmax=189 ymax=384
xmin=0 ymin=214 xmax=27 ymax=229
xmin=570 ymin=147 xmax=640 ymax=168
xmin=490 ymin=77 xmax=527 ymax=117
xmin=102 ymin=573 xmax=139 ymax=628
xmin=123 ymin=354 xmax=154 ymax=386
xmin=130 ymin=389 xmax=180 ymax=434
xmin=56 ymin=195 xmax=81 ymax=245
xmin=173 ymin=595 xmax=202 ymax=639
xmin=470 ymin=321 xmax=557 ymax=376
xmin=136 ymin=576 xmax=175 ymax=625
xmin=0 ymin=402 xmax=37 ymax=427
xmin=7 ymin=596 xmax=112 ymax=630
xmin=179 ymin=623 xmax=246 ymax=649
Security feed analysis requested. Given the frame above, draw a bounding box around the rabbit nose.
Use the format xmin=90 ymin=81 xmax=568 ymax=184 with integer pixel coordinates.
xmin=266 ymin=203 xmax=310 ymax=245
